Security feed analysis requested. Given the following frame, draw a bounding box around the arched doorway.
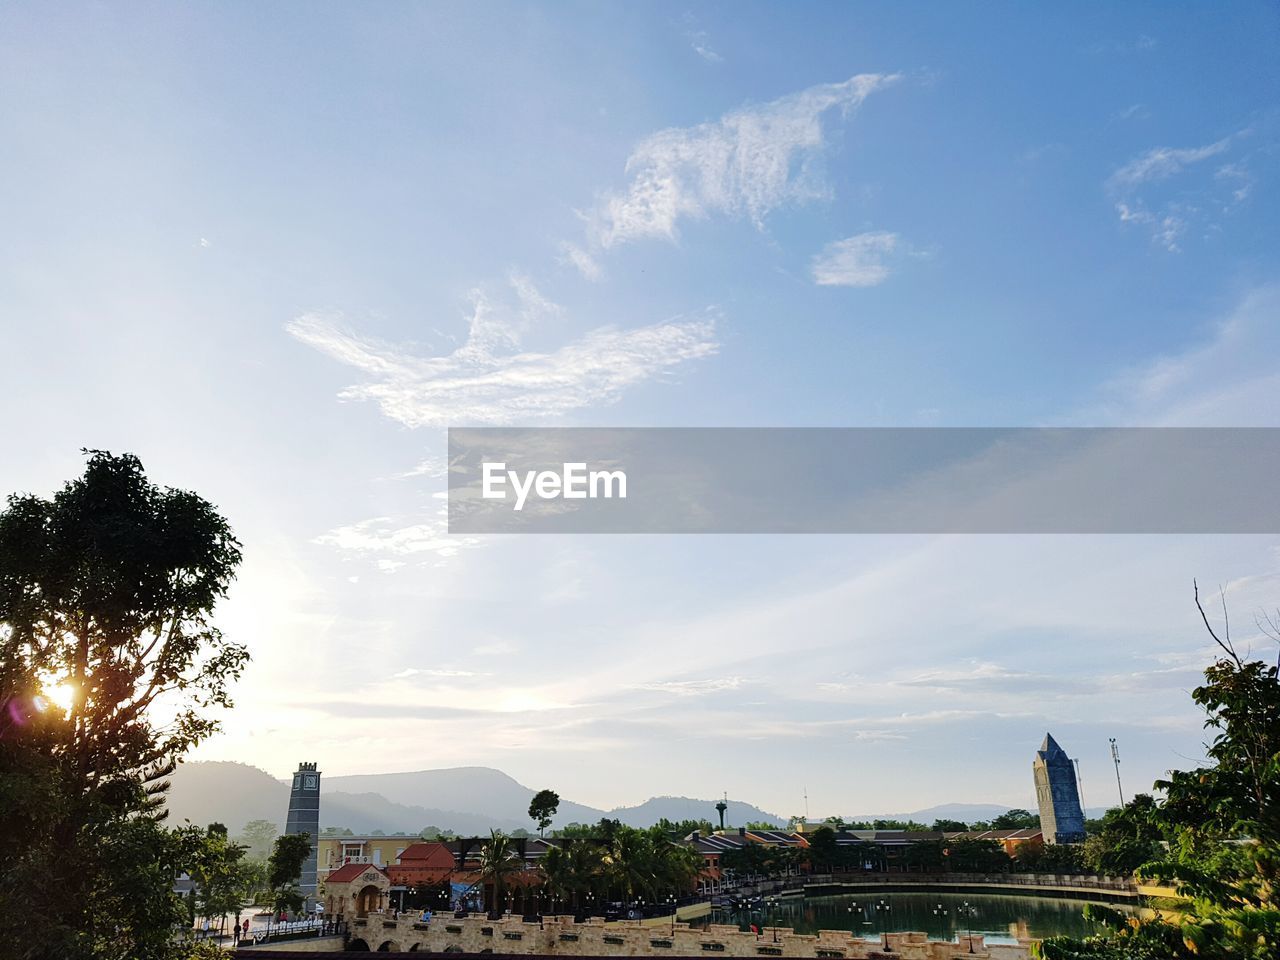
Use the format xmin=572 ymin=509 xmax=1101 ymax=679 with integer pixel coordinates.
xmin=376 ymin=941 xmax=399 ymax=952
xmin=346 ymin=939 xmax=370 ymax=952
xmin=355 ymin=885 xmax=381 ymax=917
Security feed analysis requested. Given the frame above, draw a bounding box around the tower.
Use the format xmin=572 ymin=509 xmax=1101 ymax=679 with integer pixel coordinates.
xmin=285 ymin=762 xmax=322 ymax=898
xmin=715 ymin=792 xmax=728 ymax=831
xmin=1033 ymin=734 xmax=1085 ymax=844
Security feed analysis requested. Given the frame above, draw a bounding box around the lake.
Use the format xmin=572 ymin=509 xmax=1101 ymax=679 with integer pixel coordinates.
xmin=706 ymin=892 xmax=1133 ymax=945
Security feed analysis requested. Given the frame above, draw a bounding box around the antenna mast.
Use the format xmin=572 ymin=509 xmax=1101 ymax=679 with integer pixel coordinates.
xmin=1109 ymin=738 xmax=1125 ymax=806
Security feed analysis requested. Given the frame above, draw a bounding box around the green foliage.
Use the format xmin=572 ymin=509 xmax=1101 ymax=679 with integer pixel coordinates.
xmin=932 ymin=818 xmax=970 ymax=832
xmin=1015 ymin=840 xmax=1086 ymax=874
xmin=944 ymin=838 xmax=1009 ymax=873
xmin=184 ymin=823 xmax=255 ymax=925
xmin=656 ymin=817 xmax=714 ymax=838
xmin=267 ymin=832 xmax=311 ymax=914
xmin=0 ymin=452 xmax=246 ymax=960
xmin=1080 ymin=794 xmax=1164 ymax=875
xmin=529 ymin=788 xmax=560 ymax=837
xmin=1046 ymin=588 xmax=1280 ymax=959
xmin=992 ymin=808 xmax=1041 ymax=830
xmin=236 ymin=819 xmax=278 ymax=860
xmin=844 ymin=818 xmax=929 ymax=831
xmin=478 ymin=830 xmax=523 ymax=910
xmin=320 ymin=825 xmax=354 ymax=837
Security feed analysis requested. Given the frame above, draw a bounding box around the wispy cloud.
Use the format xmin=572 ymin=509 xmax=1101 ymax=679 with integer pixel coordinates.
xmin=314 ymin=513 xmax=479 ymax=560
xmin=570 ymin=73 xmax=899 ymax=267
xmin=287 ymin=277 xmax=718 ymax=427
xmin=1107 ymin=130 xmax=1255 ymax=251
xmin=1109 ymin=137 xmax=1233 ymax=189
xmin=810 ymin=231 xmax=900 ymax=287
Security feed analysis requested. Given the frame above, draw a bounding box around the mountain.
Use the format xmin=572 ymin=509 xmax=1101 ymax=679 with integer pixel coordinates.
xmin=165 ymin=761 xmax=1030 ymax=838
xmin=607 ymin=796 xmax=784 ymax=828
xmin=324 ymin=766 xmax=607 ymax=827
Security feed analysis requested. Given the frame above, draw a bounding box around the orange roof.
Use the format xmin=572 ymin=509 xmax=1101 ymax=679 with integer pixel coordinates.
xmin=397 ymin=842 xmax=458 ymax=868
xmin=326 ymin=862 xmax=390 ymax=884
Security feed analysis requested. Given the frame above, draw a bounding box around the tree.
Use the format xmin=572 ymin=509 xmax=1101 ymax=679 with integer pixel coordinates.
xmin=529 ymin=789 xmax=560 ymax=837
xmin=267 ymin=833 xmax=312 ymax=915
xmin=187 ymin=824 xmax=255 ymax=936
xmin=1038 ymin=585 xmax=1280 ymax=959
xmin=478 ymin=831 xmax=523 ymax=914
xmin=0 ymin=451 xmax=247 ymax=960
xmin=932 ymin=819 xmax=970 ymax=832
xmin=992 ymin=808 xmax=1040 ymax=830
xmin=1080 ymin=795 xmax=1164 ymax=875
xmin=237 ymin=819 xmax=279 ymax=860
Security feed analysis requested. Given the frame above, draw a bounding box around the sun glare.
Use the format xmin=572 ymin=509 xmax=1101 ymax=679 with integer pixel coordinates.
xmin=38 ymin=678 xmax=76 ymax=714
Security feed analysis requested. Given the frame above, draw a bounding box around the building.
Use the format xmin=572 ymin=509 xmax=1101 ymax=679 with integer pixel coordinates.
xmin=317 ymin=835 xmax=416 ymax=883
xmin=285 ymin=762 xmax=322 ymax=898
xmin=1033 ymin=733 xmax=1086 ymax=844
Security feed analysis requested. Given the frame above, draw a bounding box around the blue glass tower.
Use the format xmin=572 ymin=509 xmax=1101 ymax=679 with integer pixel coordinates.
xmin=1033 ymin=734 xmax=1085 ymax=844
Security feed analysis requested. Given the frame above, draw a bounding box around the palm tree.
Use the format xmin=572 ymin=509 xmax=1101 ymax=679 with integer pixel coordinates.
xmin=478 ymin=830 xmax=522 ymax=914
xmin=539 ymin=844 xmax=570 ymax=913
xmin=564 ymin=840 xmax=604 ymax=916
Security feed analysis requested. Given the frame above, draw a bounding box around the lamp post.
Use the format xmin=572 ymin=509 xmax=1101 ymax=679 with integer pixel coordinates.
xmin=766 ymin=896 xmax=778 ymax=943
xmin=957 ymin=901 xmax=978 ymax=954
xmin=666 ymin=894 xmax=677 ymax=935
xmin=874 ymin=899 xmax=891 ymax=953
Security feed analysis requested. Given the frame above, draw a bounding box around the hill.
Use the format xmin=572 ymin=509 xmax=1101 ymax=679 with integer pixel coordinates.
xmin=165 ymin=761 xmax=1034 ymax=837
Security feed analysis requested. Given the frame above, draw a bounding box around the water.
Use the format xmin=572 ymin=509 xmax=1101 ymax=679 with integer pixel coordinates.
xmin=707 ymin=892 xmax=1132 ymax=945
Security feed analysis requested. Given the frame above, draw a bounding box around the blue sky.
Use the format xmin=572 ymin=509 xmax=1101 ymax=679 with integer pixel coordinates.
xmin=2 ymin=2 xmax=1279 ymax=818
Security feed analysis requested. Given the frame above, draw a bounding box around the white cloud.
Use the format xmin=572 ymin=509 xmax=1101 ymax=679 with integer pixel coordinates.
xmin=1074 ymin=283 xmax=1280 ymax=426
xmin=810 ymin=231 xmax=900 ymax=287
xmin=314 ymin=513 xmax=480 ymax=560
xmin=1109 ymin=137 xmax=1233 ymax=189
xmin=558 ymin=241 xmax=602 ymax=281
xmin=584 ymin=73 xmax=899 ymax=251
xmin=288 ymin=278 xmax=718 ymax=427
xmin=1107 ymin=130 xmax=1255 ymax=250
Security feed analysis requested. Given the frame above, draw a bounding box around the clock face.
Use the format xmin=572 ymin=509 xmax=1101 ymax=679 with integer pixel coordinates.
xmin=304 ymin=774 xmax=318 ymax=790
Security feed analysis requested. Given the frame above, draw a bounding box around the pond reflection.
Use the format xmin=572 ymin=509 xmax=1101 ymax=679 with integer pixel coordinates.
xmin=706 ymin=892 xmax=1133 ymax=944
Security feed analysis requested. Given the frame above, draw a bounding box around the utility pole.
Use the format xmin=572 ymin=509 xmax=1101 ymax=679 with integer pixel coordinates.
xmin=1073 ymin=758 xmax=1087 ymax=815
xmin=1109 ymin=738 xmax=1125 ymax=806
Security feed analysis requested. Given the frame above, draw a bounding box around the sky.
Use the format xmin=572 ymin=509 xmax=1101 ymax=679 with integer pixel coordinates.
xmin=2 ymin=1 xmax=1279 ymax=819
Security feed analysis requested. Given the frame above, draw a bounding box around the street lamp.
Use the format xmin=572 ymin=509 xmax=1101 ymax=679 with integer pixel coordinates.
xmin=666 ymin=894 xmax=677 ymax=935
xmin=766 ymin=896 xmax=778 ymax=943
xmin=874 ymin=899 xmax=891 ymax=953
xmin=956 ymin=901 xmax=978 ymax=954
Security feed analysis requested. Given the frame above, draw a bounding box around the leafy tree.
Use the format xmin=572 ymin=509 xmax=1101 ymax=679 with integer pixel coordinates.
xmin=529 ymin=788 xmax=560 ymax=837
xmin=932 ymin=819 xmax=970 ymax=832
xmin=1039 ymin=585 xmax=1280 ymax=959
xmin=236 ymin=819 xmax=279 ymax=860
xmin=478 ymin=830 xmax=523 ymax=913
xmin=945 ymin=838 xmax=1009 ymax=873
xmin=992 ymin=808 xmax=1040 ymax=830
xmin=1080 ymin=795 xmax=1164 ymax=874
xmin=186 ymin=823 xmax=255 ymax=936
xmin=656 ymin=817 xmax=714 ymax=838
xmin=900 ymin=839 xmax=946 ymax=872
xmin=744 ymin=820 xmax=784 ymax=830
xmin=267 ymin=833 xmax=312 ymax=915
xmin=0 ymin=451 xmax=247 ymax=960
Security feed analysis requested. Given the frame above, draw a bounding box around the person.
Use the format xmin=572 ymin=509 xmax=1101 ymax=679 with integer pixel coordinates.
xmin=243 ymin=917 xmax=251 ymax=942
xmin=233 ymin=923 xmax=240 ymax=946
xmin=201 ymin=918 xmax=211 ymax=940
